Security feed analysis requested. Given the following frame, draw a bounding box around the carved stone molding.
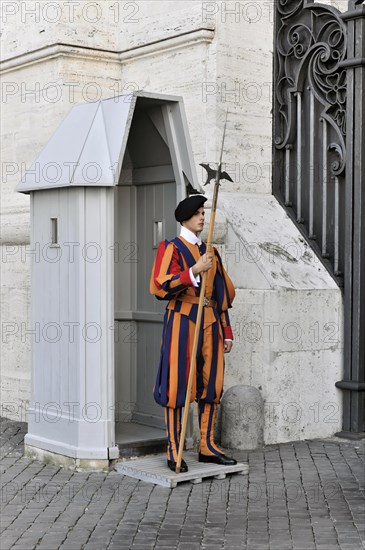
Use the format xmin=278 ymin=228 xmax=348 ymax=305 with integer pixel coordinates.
xmin=0 ymin=29 xmax=215 ymax=74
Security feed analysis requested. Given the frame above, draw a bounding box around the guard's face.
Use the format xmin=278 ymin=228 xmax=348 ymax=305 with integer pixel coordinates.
xmin=183 ymin=207 xmax=205 ymax=234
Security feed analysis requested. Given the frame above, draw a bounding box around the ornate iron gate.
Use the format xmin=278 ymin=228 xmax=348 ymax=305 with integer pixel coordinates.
xmin=273 ymin=0 xmax=365 ymax=437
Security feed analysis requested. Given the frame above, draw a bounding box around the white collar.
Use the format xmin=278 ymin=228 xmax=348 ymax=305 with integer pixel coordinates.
xmin=179 ymin=225 xmax=202 ymax=246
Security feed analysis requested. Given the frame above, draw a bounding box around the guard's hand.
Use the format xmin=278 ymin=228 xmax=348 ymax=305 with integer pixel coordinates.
xmin=192 ymin=252 xmax=214 ymax=274
xmin=224 ymin=341 xmax=233 ymax=353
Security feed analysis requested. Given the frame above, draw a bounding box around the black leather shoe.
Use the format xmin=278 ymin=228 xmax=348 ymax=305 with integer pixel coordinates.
xmin=198 ymin=452 xmax=237 ymax=466
xmin=167 ymin=458 xmax=188 ymax=473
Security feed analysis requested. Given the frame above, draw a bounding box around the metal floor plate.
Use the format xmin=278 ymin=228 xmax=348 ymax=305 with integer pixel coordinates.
xmin=114 ymin=451 xmax=249 ymax=488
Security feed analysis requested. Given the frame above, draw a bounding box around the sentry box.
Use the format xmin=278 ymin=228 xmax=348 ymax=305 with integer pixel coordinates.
xmin=16 ymin=91 xmax=203 ymax=470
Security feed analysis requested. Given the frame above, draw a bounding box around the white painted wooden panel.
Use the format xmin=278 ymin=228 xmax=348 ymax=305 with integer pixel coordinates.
xmin=25 ymin=187 xmax=117 ymax=458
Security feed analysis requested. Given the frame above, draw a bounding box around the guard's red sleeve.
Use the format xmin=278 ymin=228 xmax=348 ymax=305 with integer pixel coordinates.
xmin=150 ymin=242 xmax=195 ymax=299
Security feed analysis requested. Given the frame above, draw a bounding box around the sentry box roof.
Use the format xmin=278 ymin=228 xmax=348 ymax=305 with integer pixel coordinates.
xmin=15 ymin=91 xmax=202 ymax=194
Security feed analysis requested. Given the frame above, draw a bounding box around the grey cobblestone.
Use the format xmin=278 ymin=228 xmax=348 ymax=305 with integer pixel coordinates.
xmin=1 ymin=418 xmax=364 ymax=549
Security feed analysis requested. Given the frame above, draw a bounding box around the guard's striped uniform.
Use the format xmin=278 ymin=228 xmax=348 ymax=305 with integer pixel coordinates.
xmin=150 ymin=235 xmax=235 ymax=459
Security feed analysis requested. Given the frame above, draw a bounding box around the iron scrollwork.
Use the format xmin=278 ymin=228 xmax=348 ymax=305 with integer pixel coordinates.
xmin=275 ymin=0 xmax=347 ymax=175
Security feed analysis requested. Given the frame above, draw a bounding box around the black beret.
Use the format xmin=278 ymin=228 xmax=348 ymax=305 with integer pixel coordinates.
xmin=174 ymin=195 xmax=207 ymax=222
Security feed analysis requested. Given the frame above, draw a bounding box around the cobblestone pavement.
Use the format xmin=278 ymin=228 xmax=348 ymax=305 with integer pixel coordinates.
xmin=1 ymin=418 xmax=364 ymax=550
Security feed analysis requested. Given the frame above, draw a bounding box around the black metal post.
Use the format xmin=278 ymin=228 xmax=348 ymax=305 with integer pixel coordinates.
xmin=336 ymin=0 xmax=365 ymax=438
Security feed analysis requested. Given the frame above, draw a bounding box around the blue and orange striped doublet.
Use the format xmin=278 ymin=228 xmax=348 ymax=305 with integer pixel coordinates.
xmin=150 ymin=236 xmax=235 ymax=409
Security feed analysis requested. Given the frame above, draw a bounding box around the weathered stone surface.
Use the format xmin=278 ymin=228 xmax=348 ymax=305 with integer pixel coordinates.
xmin=221 ymin=385 xmax=264 ymax=450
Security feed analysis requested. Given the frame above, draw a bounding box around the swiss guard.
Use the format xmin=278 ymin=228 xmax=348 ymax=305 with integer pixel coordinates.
xmin=149 ymin=194 xmax=237 ymax=473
